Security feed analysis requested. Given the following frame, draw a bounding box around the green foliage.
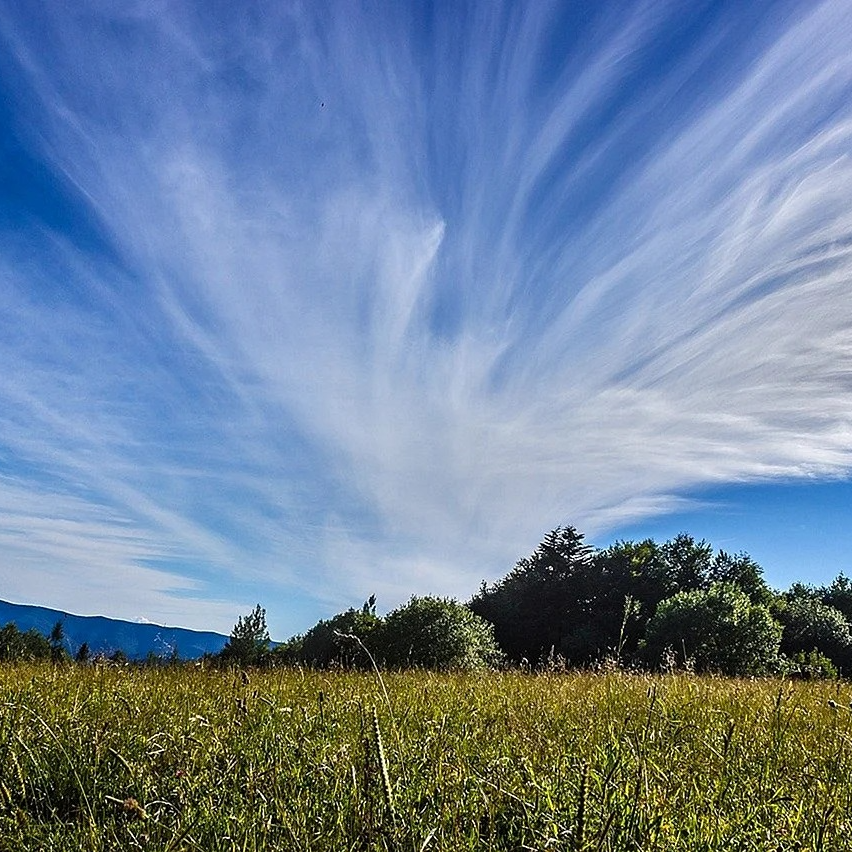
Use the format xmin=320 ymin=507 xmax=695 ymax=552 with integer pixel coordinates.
xmin=2 ymin=665 xmax=852 ymax=849
xmin=381 ymin=596 xmax=502 ymax=669
xmin=645 ymin=583 xmax=782 ymax=676
xmin=778 ymin=595 xmax=852 ymax=672
xmin=219 ymin=604 xmax=270 ymax=667
xmin=282 ymin=602 xmax=381 ymax=668
xmin=0 ymin=622 xmax=52 ymax=661
xmin=820 ymin=573 xmax=852 ymax=622
xmin=75 ymin=642 xmax=90 ymax=664
xmin=471 ymin=528 xmax=778 ymax=668
xmin=786 ymin=649 xmax=838 ymax=679
xmin=785 ymin=581 xmax=821 ymax=603
xmin=470 ymin=526 xmax=596 ymax=663
xmin=659 ymin=533 xmax=714 ymax=593
xmin=580 ymin=538 xmax=673 ymax=661
xmin=707 ymin=551 xmax=774 ymax=606
xmin=48 ymin=620 xmax=69 ymax=663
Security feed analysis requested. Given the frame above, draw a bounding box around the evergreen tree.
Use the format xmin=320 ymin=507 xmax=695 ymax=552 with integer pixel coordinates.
xmin=49 ymin=620 xmax=67 ymax=663
xmin=219 ymin=604 xmax=271 ymax=667
xmin=470 ymin=526 xmax=594 ymax=663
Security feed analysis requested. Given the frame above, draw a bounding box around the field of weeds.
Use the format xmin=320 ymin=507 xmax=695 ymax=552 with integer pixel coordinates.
xmin=1 ymin=665 xmax=851 ymax=850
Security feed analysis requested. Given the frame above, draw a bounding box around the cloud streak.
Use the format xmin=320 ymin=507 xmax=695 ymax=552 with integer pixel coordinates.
xmin=1 ymin=1 xmax=851 ymax=634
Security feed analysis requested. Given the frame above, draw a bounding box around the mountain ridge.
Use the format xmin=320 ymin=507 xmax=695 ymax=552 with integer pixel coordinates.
xmin=0 ymin=599 xmax=228 ymax=660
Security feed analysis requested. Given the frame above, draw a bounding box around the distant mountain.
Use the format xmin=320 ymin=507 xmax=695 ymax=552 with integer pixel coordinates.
xmin=0 ymin=600 xmax=228 ymax=660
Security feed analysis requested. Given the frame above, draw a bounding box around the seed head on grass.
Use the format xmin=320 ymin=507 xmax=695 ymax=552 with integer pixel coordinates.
xmin=123 ymin=797 xmax=147 ymax=820
xmin=106 ymin=795 xmax=147 ymax=820
xmin=372 ymin=707 xmax=395 ymax=821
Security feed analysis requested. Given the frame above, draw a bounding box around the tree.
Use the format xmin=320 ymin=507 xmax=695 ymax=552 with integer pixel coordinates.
xmin=219 ymin=604 xmax=271 ymax=667
xmin=0 ymin=623 xmax=51 ymax=661
xmin=778 ymin=595 xmax=852 ymax=673
xmin=75 ymin=642 xmax=91 ymax=664
xmin=580 ymin=538 xmax=673 ymax=663
xmin=470 ymin=526 xmax=595 ymax=663
xmin=659 ymin=534 xmax=713 ymax=594
xmin=381 ymin=596 xmax=502 ymax=670
xmin=0 ymin=623 xmax=23 ymax=661
xmin=284 ymin=601 xmax=381 ymax=668
xmin=49 ymin=620 xmax=68 ymax=663
xmin=707 ymin=551 xmax=774 ymax=607
xmin=820 ymin=574 xmax=852 ymax=623
xmin=644 ymin=583 xmax=782 ymax=676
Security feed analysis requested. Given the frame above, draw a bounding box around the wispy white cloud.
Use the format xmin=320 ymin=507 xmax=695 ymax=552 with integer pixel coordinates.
xmin=1 ymin=1 xmax=851 ymax=633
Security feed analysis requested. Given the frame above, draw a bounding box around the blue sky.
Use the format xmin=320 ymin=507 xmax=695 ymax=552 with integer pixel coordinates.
xmin=1 ymin=1 xmax=852 ymax=638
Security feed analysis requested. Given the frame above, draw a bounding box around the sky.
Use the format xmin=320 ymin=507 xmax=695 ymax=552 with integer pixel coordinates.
xmin=1 ymin=0 xmax=852 ymax=639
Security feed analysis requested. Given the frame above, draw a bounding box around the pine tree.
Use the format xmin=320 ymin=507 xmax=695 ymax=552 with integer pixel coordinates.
xmin=220 ymin=604 xmax=270 ymax=666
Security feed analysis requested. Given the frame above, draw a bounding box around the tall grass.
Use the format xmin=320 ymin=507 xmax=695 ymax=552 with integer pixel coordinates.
xmin=1 ymin=664 xmax=851 ymax=850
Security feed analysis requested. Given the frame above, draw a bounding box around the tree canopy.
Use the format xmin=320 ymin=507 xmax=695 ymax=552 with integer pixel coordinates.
xmin=778 ymin=593 xmax=852 ymax=672
xmin=6 ymin=524 xmax=850 ymax=678
xmin=218 ymin=604 xmax=271 ymax=667
xmin=278 ymin=598 xmax=381 ymax=669
xmin=644 ymin=583 xmax=782 ymax=676
xmin=468 ymin=526 xmax=847 ymax=676
xmin=380 ymin=596 xmax=502 ymax=670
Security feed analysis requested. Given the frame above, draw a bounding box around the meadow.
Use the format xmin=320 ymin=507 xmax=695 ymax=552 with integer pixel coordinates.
xmin=1 ymin=665 xmax=851 ymax=850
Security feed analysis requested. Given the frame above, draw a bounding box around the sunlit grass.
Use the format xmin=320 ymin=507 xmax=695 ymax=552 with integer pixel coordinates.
xmin=1 ymin=664 xmax=851 ymax=850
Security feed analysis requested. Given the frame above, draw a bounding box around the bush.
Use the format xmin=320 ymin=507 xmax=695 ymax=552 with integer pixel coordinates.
xmin=645 ymin=584 xmax=782 ymax=676
xmin=285 ymin=605 xmax=380 ymax=668
xmin=784 ymin=649 xmax=838 ymax=680
xmin=380 ymin=596 xmax=502 ymax=670
xmin=778 ymin=597 xmax=852 ymax=673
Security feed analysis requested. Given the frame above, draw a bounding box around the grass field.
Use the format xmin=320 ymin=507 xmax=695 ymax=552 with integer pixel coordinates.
xmin=1 ymin=665 xmax=851 ymax=850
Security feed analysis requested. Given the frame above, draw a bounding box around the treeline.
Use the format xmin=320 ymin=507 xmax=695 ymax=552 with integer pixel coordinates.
xmin=468 ymin=526 xmax=852 ymax=677
xmin=235 ymin=526 xmax=852 ymax=678
xmin=0 ymin=620 xmax=66 ymax=662
xmin=216 ymin=597 xmax=501 ymax=671
xmin=0 ymin=619 xmax=175 ymax=666
xmin=0 ymin=620 xmax=93 ymax=664
xmin=6 ymin=525 xmax=851 ymax=677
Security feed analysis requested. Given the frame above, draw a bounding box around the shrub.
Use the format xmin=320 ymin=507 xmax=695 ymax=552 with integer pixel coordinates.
xmin=645 ymin=583 xmax=782 ymax=676
xmin=785 ymin=649 xmax=838 ymax=680
xmin=778 ymin=596 xmax=852 ymax=673
xmin=380 ymin=596 xmax=502 ymax=670
xmin=286 ymin=605 xmax=380 ymax=668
